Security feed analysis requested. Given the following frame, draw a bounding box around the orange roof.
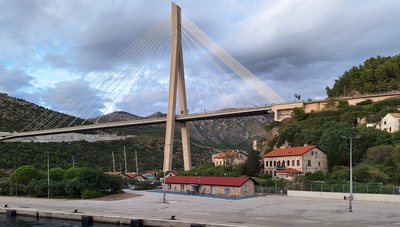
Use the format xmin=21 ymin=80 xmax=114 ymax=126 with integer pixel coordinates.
xmin=104 ymin=171 xmax=121 ymax=175
xmin=165 ymin=176 xmax=256 ymax=187
xmin=276 ymin=168 xmax=302 ymax=174
xmin=214 ymin=151 xmax=239 ymax=159
xmin=388 ymin=113 xmax=400 ymax=118
xmin=123 ymin=173 xmax=142 ymax=179
xmin=264 ymin=145 xmax=317 ymax=158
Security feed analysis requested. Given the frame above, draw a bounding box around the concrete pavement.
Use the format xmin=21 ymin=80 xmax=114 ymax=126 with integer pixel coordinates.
xmin=1 ymin=190 xmax=400 ymax=226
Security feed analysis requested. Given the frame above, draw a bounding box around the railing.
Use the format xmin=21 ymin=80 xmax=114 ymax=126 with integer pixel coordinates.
xmin=289 ymin=183 xmax=400 ymax=195
xmin=255 ymin=186 xmax=286 ymax=195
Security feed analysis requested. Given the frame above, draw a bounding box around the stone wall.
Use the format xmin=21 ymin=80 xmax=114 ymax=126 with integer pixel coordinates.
xmin=288 ymin=190 xmax=400 ymax=203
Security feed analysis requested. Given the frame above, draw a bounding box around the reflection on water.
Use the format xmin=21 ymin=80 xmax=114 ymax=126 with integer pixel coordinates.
xmin=0 ymin=215 xmax=124 ymax=227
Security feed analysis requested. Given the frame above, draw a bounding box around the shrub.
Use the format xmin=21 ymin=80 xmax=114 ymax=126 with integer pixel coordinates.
xmin=82 ymin=189 xmax=103 ymax=199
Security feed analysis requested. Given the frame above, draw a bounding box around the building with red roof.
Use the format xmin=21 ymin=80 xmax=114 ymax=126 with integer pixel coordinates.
xmin=165 ymin=176 xmax=257 ymax=197
xmin=212 ymin=150 xmax=248 ymax=167
xmin=263 ymin=145 xmax=328 ymax=180
xmin=122 ymin=173 xmax=146 ymax=181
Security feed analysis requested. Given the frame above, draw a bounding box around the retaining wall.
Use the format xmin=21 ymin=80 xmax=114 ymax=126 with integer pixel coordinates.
xmin=288 ymin=190 xmax=400 ymax=203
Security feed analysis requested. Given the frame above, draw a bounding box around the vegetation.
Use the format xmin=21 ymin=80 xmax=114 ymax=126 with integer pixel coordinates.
xmin=326 ymin=54 xmax=400 ymax=97
xmin=2 ymin=165 xmax=122 ymax=198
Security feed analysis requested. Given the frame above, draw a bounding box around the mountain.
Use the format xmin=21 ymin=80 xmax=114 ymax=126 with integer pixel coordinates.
xmin=0 ymin=93 xmax=270 ymax=171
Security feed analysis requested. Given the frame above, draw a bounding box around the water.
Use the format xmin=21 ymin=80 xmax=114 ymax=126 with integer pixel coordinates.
xmin=0 ymin=216 xmax=124 ymax=227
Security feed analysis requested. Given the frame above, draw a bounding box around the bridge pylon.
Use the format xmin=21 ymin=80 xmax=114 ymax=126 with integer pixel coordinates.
xmin=163 ymin=3 xmax=191 ymax=172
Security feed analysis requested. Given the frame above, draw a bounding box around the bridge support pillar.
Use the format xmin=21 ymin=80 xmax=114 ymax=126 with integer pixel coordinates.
xmin=164 ymin=3 xmax=192 ymax=172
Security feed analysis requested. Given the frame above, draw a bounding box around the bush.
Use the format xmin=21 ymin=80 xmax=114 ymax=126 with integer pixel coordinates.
xmin=0 ymin=180 xmax=10 ymax=195
xmin=82 ymin=189 xmax=104 ymax=199
xmin=65 ymin=178 xmax=81 ymax=198
xmin=330 ymin=169 xmax=349 ymax=181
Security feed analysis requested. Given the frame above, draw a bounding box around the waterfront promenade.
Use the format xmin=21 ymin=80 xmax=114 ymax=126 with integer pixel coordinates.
xmin=1 ymin=190 xmax=400 ymax=226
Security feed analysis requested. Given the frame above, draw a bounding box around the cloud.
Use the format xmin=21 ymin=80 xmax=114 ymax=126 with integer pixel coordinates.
xmin=39 ymin=79 xmax=107 ymax=118
xmin=0 ymin=65 xmax=36 ymax=94
xmin=1 ymin=0 xmax=400 ymax=118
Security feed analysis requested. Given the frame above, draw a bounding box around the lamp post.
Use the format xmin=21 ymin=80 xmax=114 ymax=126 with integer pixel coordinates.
xmin=162 ymin=171 xmax=166 ymax=203
xmin=341 ymin=135 xmax=360 ymax=212
xmin=45 ymin=151 xmax=50 ymax=198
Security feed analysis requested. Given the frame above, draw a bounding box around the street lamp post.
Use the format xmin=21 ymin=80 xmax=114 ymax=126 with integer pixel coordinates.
xmin=162 ymin=171 xmax=166 ymax=203
xmin=341 ymin=135 xmax=360 ymax=212
xmin=45 ymin=151 xmax=50 ymax=198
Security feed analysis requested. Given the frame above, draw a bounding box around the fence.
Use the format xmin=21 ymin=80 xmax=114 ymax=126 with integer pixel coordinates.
xmin=289 ymin=183 xmax=400 ymax=195
xmin=256 ymin=183 xmax=400 ymax=195
xmin=255 ymin=186 xmax=286 ymax=195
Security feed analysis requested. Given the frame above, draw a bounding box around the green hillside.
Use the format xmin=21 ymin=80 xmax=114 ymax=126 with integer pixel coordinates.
xmin=326 ymin=54 xmax=400 ymax=97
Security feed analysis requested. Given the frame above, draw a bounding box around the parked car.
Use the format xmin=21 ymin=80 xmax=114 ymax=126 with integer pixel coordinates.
xmin=129 ymin=185 xmax=136 ymax=190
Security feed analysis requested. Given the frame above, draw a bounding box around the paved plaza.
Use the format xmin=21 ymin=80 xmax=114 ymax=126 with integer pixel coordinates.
xmin=1 ymin=190 xmax=400 ymax=226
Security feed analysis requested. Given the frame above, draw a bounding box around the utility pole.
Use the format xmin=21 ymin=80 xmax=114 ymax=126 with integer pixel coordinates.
xmin=341 ymin=135 xmax=360 ymax=212
xmin=45 ymin=151 xmax=50 ymax=198
xmin=135 ymin=150 xmax=139 ymax=173
xmin=112 ymin=151 xmax=116 ymax=172
xmin=124 ymin=146 xmax=127 ymax=173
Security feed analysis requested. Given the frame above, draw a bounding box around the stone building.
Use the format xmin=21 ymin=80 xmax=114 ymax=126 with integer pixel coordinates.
xmin=212 ymin=150 xmax=248 ymax=167
xmin=164 ymin=176 xmax=257 ymax=197
xmin=263 ymin=145 xmax=328 ymax=180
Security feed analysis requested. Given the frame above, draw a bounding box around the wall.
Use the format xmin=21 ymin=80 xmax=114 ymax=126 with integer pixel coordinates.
xmin=288 ymin=190 xmax=400 ymax=203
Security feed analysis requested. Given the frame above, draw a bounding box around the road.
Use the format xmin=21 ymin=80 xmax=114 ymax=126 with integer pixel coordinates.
xmin=1 ymin=190 xmax=400 ymax=227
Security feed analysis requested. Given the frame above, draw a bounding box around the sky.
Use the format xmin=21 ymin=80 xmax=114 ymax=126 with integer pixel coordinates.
xmin=1 ymin=0 xmax=400 ymax=118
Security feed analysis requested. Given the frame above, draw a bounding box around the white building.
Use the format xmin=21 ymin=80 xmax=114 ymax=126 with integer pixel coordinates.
xmin=381 ymin=113 xmax=400 ymax=133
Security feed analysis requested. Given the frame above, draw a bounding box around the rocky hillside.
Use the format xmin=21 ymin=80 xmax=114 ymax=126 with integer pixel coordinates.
xmin=0 ymin=93 xmax=271 ymax=150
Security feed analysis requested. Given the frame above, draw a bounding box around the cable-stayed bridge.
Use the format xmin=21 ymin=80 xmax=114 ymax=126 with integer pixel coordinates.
xmin=1 ymin=3 xmax=285 ymax=171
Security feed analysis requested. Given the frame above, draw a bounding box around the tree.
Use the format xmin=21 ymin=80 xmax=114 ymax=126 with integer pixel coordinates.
xmin=365 ymin=145 xmax=393 ymax=164
xmin=9 ymin=165 xmax=45 ymax=186
xmin=49 ymin=167 xmax=65 ymax=181
xmin=324 ymin=98 xmax=337 ymax=109
xmin=291 ymin=107 xmax=306 ymax=121
xmin=391 ymin=145 xmax=400 ymax=168
xmin=337 ymin=100 xmax=349 ymax=109
xmin=240 ymin=150 xmax=261 ymax=177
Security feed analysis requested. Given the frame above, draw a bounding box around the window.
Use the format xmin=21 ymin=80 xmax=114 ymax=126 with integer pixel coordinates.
xmin=287 ymin=160 xmax=290 ymax=166
xmin=292 ymin=160 xmax=295 ymax=166
xmin=266 ymin=161 xmax=268 ymax=166
xmin=297 ymin=160 xmax=300 ymax=166
xmin=245 ymin=185 xmax=249 ymax=192
xmin=318 ymin=162 xmax=321 ymax=166
xmin=308 ymin=160 xmax=311 ymax=167
xmin=311 ymin=151 xmax=314 ymax=155
xmin=274 ymin=161 xmax=276 ymax=166
xmin=270 ymin=161 xmax=272 ymax=166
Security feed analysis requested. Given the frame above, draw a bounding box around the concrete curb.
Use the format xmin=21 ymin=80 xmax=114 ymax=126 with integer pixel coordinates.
xmin=0 ymin=208 xmax=240 ymax=227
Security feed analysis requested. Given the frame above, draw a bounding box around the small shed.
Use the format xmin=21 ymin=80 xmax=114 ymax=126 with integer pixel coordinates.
xmin=165 ymin=176 xmax=257 ymax=197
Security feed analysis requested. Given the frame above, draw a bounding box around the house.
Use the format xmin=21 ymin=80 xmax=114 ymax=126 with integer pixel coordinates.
xmin=164 ymin=176 xmax=257 ymax=197
xmin=104 ymin=172 xmax=146 ymax=181
xmin=381 ymin=113 xmax=400 ymax=133
xmin=212 ymin=150 xmax=248 ymax=167
xmin=263 ymin=145 xmax=328 ymax=180
xmin=122 ymin=173 xmax=146 ymax=181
